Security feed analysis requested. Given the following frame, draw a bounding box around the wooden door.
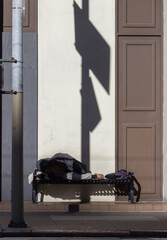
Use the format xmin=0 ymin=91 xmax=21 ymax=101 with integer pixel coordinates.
xmin=117 ymin=0 xmax=162 ymax=200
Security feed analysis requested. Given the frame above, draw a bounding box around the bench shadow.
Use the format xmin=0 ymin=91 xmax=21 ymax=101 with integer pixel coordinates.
xmin=36 ymin=179 xmax=141 ymax=203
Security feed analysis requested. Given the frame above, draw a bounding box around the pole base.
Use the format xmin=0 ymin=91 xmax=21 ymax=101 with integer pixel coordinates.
xmin=8 ymin=220 xmax=27 ymax=228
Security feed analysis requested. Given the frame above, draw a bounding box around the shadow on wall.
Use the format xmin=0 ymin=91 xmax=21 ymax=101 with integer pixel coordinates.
xmin=0 ymin=0 xmax=3 ymax=201
xmin=74 ymin=0 xmax=110 ymax=169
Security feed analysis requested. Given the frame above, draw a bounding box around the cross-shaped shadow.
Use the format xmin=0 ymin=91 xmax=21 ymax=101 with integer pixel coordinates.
xmin=74 ymin=0 xmax=110 ymax=170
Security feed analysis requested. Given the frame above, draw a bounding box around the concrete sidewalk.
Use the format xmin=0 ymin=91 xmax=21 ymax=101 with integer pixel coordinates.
xmin=1 ymin=211 xmax=167 ymax=238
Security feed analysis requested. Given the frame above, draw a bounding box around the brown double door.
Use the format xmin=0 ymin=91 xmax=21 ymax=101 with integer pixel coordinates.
xmin=117 ymin=0 xmax=162 ymax=200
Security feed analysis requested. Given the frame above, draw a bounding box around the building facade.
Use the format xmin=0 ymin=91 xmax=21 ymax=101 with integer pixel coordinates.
xmin=1 ymin=0 xmax=167 ymax=204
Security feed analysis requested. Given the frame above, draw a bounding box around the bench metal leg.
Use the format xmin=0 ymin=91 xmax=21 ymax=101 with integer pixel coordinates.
xmin=128 ymin=178 xmax=134 ymax=203
xmin=32 ymin=179 xmax=37 ymax=204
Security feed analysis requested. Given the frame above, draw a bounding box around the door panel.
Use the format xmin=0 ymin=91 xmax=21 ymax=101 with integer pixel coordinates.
xmin=118 ymin=0 xmax=161 ymax=35
xmin=123 ymin=124 xmax=156 ymax=194
xmin=122 ymin=40 xmax=156 ymax=111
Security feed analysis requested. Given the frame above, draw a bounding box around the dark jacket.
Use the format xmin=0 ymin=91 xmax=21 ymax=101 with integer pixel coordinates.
xmin=36 ymin=153 xmax=90 ymax=179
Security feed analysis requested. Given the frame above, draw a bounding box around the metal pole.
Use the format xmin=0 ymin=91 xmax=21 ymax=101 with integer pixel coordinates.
xmin=8 ymin=0 xmax=26 ymax=228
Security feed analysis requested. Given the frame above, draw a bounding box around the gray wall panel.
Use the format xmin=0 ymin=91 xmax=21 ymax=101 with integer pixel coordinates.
xmin=2 ymin=32 xmax=12 ymax=201
xmin=23 ymin=33 xmax=38 ymax=200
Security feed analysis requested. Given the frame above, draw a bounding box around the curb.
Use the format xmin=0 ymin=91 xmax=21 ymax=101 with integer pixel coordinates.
xmin=1 ymin=230 xmax=130 ymax=238
xmin=131 ymin=230 xmax=167 ymax=238
xmin=1 ymin=229 xmax=167 ymax=238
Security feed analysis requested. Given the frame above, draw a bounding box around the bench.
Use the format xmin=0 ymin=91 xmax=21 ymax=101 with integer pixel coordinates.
xmin=32 ymin=170 xmax=141 ymax=204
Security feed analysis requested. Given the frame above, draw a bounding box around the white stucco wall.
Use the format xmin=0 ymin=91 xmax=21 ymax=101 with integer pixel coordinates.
xmin=38 ymin=0 xmax=115 ymax=201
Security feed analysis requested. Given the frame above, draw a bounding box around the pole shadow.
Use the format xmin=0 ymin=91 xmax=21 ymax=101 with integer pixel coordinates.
xmin=74 ymin=0 xmax=110 ymax=170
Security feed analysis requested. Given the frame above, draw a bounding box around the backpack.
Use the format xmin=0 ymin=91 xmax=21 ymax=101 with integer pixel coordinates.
xmin=105 ymin=169 xmax=129 ymax=180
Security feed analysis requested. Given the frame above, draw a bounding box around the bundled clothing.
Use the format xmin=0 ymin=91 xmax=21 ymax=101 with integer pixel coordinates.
xmin=36 ymin=153 xmax=92 ymax=181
